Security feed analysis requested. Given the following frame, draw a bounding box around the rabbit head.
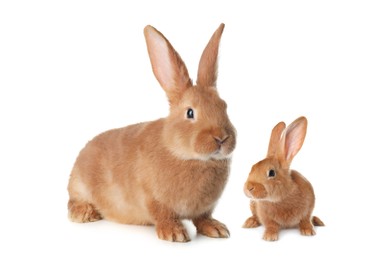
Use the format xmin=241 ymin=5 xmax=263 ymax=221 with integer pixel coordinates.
xmin=144 ymin=24 xmax=236 ymax=161
xmin=244 ymin=117 xmax=308 ymax=202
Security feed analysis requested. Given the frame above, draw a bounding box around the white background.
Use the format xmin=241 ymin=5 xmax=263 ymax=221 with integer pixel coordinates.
xmin=1 ymin=0 xmax=389 ymax=259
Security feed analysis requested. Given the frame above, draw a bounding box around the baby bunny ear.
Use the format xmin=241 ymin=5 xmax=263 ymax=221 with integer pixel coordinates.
xmin=279 ymin=116 xmax=308 ymax=167
xmin=267 ymin=121 xmax=286 ymax=157
xmin=196 ymin=23 xmax=225 ymax=88
xmin=144 ymin=25 xmax=192 ymax=104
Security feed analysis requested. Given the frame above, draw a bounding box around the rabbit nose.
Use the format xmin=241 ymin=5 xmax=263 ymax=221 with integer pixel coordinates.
xmin=244 ymin=182 xmax=255 ymax=198
xmin=246 ymin=182 xmax=254 ymax=191
xmin=214 ymin=135 xmax=229 ymax=146
xmin=245 ymin=182 xmax=267 ymax=199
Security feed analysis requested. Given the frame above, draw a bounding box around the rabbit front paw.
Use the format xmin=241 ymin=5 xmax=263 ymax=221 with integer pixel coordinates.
xmin=299 ymin=219 xmax=316 ymax=236
xmin=263 ymin=230 xmax=279 ymax=241
xmin=263 ymin=225 xmax=279 ymax=241
xmin=193 ymin=217 xmax=230 ymax=238
xmin=242 ymin=216 xmax=261 ymax=228
xmin=156 ymin=220 xmax=190 ymax=242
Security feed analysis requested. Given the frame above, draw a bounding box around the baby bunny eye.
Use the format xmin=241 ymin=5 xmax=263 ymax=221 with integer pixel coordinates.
xmin=268 ymin=169 xmax=276 ymax=178
xmin=186 ymin=108 xmax=194 ymax=119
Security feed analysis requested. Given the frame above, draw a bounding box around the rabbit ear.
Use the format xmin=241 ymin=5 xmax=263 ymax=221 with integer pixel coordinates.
xmin=278 ymin=116 xmax=308 ymax=167
xmin=144 ymin=25 xmax=192 ymax=104
xmin=267 ymin=121 xmax=286 ymax=157
xmin=196 ymin=23 xmax=225 ymax=88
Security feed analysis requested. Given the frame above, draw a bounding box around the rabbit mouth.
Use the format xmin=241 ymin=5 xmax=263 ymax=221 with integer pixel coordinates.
xmin=209 ymin=149 xmax=232 ymax=160
xmin=193 ymin=134 xmax=235 ymax=160
xmin=212 ymin=135 xmax=236 ymax=158
xmin=209 ymin=139 xmax=236 ymax=159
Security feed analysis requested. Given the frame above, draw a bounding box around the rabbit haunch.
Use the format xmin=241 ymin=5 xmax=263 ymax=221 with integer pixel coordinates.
xmin=67 ymin=23 xmax=236 ymax=242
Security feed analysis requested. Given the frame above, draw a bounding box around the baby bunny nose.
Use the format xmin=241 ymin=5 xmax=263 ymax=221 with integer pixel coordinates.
xmin=244 ymin=182 xmax=254 ymax=198
xmin=214 ymin=135 xmax=229 ymax=146
xmin=247 ymin=183 xmax=254 ymax=191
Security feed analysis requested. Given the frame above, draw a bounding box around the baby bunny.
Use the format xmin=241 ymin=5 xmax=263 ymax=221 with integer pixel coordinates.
xmin=67 ymin=23 xmax=236 ymax=242
xmin=243 ymin=116 xmax=323 ymax=241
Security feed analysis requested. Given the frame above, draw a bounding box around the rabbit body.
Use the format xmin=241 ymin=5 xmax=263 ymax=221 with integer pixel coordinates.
xmin=68 ymin=24 xmax=236 ymax=242
xmin=243 ymin=117 xmax=323 ymax=241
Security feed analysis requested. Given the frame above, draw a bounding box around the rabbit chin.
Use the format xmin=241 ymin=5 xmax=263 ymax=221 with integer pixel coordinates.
xmin=251 ymin=192 xmax=282 ymax=203
xmin=244 ymin=188 xmax=278 ymax=202
xmin=169 ymin=147 xmax=232 ymax=161
xmin=192 ymin=151 xmax=232 ymax=161
xmin=251 ymin=197 xmax=279 ymax=203
xmin=209 ymin=149 xmax=233 ymax=160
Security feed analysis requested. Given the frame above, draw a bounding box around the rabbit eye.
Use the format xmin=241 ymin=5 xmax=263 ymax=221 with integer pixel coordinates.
xmin=268 ymin=169 xmax=276 ymax=178
xmin=186 ymin=108 xmax=194 ymax=119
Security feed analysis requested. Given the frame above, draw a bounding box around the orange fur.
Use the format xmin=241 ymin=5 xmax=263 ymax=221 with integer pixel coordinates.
xmin=243 ymin=117 xmax=324 ymax=241
xmin=67 ymin=24 xmax=236 ymax=242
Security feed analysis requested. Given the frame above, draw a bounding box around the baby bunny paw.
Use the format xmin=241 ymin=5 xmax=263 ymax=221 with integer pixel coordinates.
xmin=242 ymin=216 xmax=261 ymax=228
xmin=263 ymin=230 xmax=279 ymax=241
xmin=263 ymin=225 xmax=279 ymax=241
xmin=300 ymin=227 xmax=316 ymax=236
xmin=193 ymin=218 xmax=230 ymax=238
xmin=299 ymin=219 xmax=316 ymax=236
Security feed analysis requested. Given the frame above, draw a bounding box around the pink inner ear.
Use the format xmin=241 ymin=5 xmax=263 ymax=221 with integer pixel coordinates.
xmin=145 ymin=28 xmax=174 ymax=91
xmin=144 ymin=25 xmax=191 ymax=104
xmin=285 ymin=137 xmax=300 ymax=163
xmin=283 ymin=118 xmax=307 ymax=163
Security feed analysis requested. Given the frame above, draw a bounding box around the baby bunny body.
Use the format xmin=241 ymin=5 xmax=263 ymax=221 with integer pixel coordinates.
xmin=67 ymin=24 xmax=236 ymax=242
xmin=243 ymin=117 xmax=323 ymax=241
